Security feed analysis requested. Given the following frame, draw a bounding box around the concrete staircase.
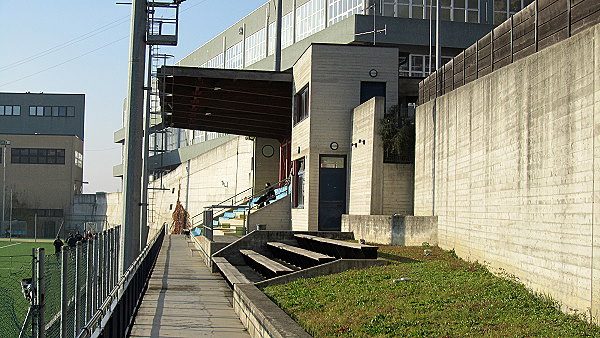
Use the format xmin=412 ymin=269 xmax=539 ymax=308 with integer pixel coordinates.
xmin=211 ymin=231 xmax=382 ymax=287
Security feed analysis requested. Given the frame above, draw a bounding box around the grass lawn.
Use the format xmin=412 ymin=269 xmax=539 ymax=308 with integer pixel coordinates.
xmin=264 ymin=245 xmax=600 ymax=337
xmin=0 ymin=240 xmax=54 ymax=337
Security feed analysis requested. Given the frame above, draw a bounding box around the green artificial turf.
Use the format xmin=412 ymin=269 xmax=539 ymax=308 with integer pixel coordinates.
xmin=0 ymin=240 xmax=54 ymax=337
xmin=264 ymin=245 xmax=600 ymax=337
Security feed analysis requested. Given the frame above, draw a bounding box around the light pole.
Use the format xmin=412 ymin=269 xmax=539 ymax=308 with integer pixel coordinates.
xmin=1 ymin=139 xmax=10 ymax=232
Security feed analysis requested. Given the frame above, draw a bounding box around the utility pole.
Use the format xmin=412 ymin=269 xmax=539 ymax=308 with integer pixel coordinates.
xmin=121 ymin=0 xmax=147 ymax=273
xmin=1 ymin=140 xmax=10 ymax=230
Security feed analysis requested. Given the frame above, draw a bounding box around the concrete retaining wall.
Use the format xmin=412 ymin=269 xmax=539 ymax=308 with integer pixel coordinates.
xmin=233 ymin=283 xmax=311 ymax=338
xmin=191 ymin=234 xmax=230 ymax=268
xmin=255 ymin=259 xmax=387 ymax=289
xmin=249 ymin=196 xmax=292 ymax=231
xmin=342 ymin=215 xmax=437 ymax=246
xmin=414 ymin=24 xmax=600 ymax=319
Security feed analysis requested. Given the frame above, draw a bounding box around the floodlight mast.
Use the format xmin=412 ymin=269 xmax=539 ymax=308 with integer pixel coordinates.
xmin=121 ymin=0 xmax=147 ymax=274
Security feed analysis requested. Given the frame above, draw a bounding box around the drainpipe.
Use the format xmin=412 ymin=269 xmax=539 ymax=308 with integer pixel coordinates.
xmin=274 ymin=0 xmax=283 ymax=71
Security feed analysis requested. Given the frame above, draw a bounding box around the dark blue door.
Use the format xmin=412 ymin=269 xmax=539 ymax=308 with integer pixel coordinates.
xmin=318 ymin=155 xmax=347 ymax=231
xmin=360 ymin=81 xmax=386 ymax=104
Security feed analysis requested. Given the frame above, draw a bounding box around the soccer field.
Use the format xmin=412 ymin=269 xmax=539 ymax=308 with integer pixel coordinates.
xmin=0 ymin=240 xmax=54 ymax=337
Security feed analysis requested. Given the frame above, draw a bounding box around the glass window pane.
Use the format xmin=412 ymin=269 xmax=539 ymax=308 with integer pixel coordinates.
xmin=58 ymin=106 xmax=67 ymax=116
xmin=67 ymin=106 xmax=75 ymax=117
xmin=495 ymin=0 xmax=507 ymax=11
xmin=320 ymin=156 xmax=345 ymax=168
xmin=468 ymin=0 xmax=478 ymax=9
xmin=13 ymin=106 xmax=20 ymax=116
xmin=383 ymin=4 xmax=395 ymax=16
xmin=494 ymin=12 xmax=507 ymax=24
xmin=37 ymin=107 xmax=44 ymax=116
xmin=441 ymin=0 xmax=451 ymax=6
xmin=510 ymin=0 xmax=521 ymax=12
xmin=412 ymin=6 xmax=424 ymax=19
xmin=52 ymin=107 xmax=59 ymax=117
xmin=454 ymin=9 xmax=465 ymax=22
xmin=441 ymin=8 xmax=451 ymax=20
xmin=44 ymin=107 xmax=51 ymax=116
xmin=455 ymin=0 xmax=465 ymax=8
xmin=467 ymin=10 xmax=479 ymax=22
xmin=398 ymin=5 xmax=409 ymax=17
xmin=0 ymin=106 xmax=4 ymax=116
xmin=29 ymin=106 xmax=36 ymax=116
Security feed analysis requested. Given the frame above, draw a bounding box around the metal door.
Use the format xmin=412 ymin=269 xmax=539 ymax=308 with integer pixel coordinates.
xmin=318 ymin=155 xmax=347 ymax=231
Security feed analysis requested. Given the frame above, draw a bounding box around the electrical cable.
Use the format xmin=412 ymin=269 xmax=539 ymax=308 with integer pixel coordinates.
xmin=0 ymin=37 xmax=128 ymax=88
xmin=0 ymin=0 xmax=220 ymax=88
xmin=0 ymin=16 xmax=130 ymax=73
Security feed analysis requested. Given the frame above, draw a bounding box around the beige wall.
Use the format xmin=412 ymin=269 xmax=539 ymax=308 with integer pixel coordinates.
xmin=414 ymin=25 xmax=600 ymax=319
xmin=291 ymin=44 xmax=399 ymax=230
xmin=253 ymin=138 xmax=281 ymax=192
xmin=349 ymin=97 xmax=384 ymax=215
xmin=383 ymin=163 xmax=414 ymax=215
xmin=249 ymin=195 xmax=291 ymax=230
xmin=0 ymin=134 xmax=82 ymax=235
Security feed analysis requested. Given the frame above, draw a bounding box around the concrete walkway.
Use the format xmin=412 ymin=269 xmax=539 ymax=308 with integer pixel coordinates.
xmin=129 ymin=235 xmax=249 ymax=337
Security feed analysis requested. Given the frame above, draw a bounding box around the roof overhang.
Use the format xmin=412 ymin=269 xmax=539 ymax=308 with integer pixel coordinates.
xmin=157 ymin=66 xmax=293 ymax=140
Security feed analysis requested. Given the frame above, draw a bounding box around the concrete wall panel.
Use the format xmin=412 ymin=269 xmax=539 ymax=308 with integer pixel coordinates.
xmin=414 ymin=24 xmax=600 ymax=319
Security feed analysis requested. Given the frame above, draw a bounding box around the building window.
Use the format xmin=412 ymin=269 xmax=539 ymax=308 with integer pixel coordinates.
xmin=75 ymin=151 xmax=83 ymax=168
xmin=268 ymin=21 xmax=277 ymax=56
xmin=28 ymin=105 xmax=75 ymax=117
xmin=225 ymin=41 xmax=243 ymax=69
xmin=245 ymin=27 xmax=267 ymax=67
xmin=202 ymin=52 xmax=225 ymax=68
xmin=0 ymin=105 xmax=21 ymax=116
xmin=294 ymin=85 xmax=309 ymax=124
xmin=494 ymin=0 xmax=532 ymax=24
xmin=11 ymin=148 xmax=66 ymax=165
xmin=282 ymin=12 xmax=294 ymax=49
xmin=35 ymin=209 xmax=64 ymax=217
xmin=382 ymin=0 xmax=479 ymax=23
xmin=296 ymin=0 xmax=326 ymax=41
xmin=399 ymin=54 xmax=452 ymax=77
xmin=328 ymin=0 xmax=364 ymax=26
xmin=293 ymin=158 xmax=305 ymax=208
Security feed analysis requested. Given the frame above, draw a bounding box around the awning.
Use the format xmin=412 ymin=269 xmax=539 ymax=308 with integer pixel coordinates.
xmin=157 ymin=66 xmax=293 ymax=140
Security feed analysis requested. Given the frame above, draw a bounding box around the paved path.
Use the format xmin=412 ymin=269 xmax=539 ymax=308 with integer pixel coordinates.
xmin=129 ymin=235 xmax=249 ymax=337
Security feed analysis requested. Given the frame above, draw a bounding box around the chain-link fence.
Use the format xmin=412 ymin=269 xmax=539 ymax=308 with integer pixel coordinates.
xmin=16 ymin=226 xmax=122 ymax=338
xmin=0 ymin=252 xmax=34 ymax=338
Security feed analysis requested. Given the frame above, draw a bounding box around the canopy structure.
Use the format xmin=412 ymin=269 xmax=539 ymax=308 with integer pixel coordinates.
xmin=157 ymin=66 xmax=293 ymax=140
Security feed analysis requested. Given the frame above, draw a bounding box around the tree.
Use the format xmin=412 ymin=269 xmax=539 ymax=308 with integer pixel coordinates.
xmin=379 ymin=105 xmax=415 ymax=163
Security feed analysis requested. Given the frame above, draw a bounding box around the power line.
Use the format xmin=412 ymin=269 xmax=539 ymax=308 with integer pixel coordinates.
xmin=0 ymin=37 xmax=128 ymax=88
xmin=0 ymin=16 xmax=130 ymax=73
xmin=0 ymin=0 xmax=216 ymax=87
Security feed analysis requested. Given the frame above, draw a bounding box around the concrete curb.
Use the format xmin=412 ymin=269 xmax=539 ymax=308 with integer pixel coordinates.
xmin=233 ymin=283 xmax=312 ymax=338
xmin=255 ymin=258 xmax=388 ymax=289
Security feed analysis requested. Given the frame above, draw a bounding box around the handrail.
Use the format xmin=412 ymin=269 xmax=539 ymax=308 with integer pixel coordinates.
xmin=191 ymin=177 xmax=291 ymax=228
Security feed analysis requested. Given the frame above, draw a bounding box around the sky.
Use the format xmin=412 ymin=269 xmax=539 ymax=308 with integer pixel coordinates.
xmin=0 ymin=0 xmax=266 ymax=194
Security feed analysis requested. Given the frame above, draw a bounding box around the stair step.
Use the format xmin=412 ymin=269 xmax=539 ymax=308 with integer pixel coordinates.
xmin=267 ymin=242 xmax=336 ymax=269
xmin=240 ymin=249 xmax=294 ymax=279
xmin=294 ymin=234 xmax=379 ymax=259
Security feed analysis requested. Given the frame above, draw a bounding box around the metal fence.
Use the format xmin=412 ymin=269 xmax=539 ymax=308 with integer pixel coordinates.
xmin=9 ymin=226 xmax=122 ymax=338
xmin=419 ymin=0 xmax=600 ymax=104
xmin=0 ymin=251 xmax=34 ymax=338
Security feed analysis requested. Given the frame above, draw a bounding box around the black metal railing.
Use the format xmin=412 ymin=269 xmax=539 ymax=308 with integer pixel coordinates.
xmin=76 ymin=225 xmax=165 ymax=338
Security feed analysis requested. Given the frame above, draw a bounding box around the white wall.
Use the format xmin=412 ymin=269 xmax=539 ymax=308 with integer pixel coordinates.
xmin=414 ymin=25 xmax=600 ymax=319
